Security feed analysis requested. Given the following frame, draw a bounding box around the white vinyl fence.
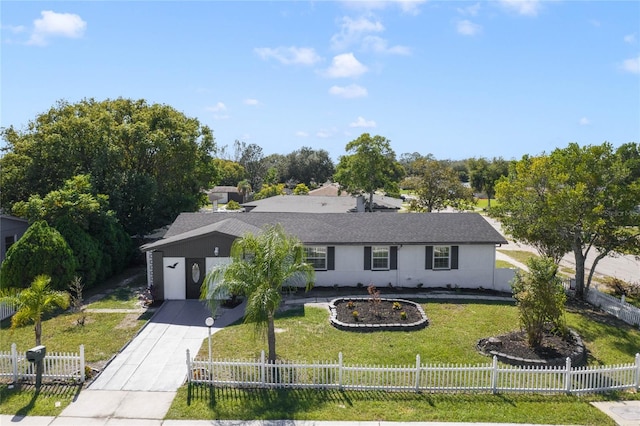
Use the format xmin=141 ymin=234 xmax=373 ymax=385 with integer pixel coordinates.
xmin=0 ymin=302 xmax=16 ymax=321
xmin=187 ymin=350 xmax=640 ymax=395
xmin=586 ymin=288 xmax=640 ymax=328
xmin=0 ymin=343 xmax=85 ymax=384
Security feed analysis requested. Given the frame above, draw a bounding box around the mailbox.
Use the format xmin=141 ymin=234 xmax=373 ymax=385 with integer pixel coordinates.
xmin=26 ymin=345 xmax=46 ymax=363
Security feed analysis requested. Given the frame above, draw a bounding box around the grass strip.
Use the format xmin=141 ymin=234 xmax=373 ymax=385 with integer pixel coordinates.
xmin=167 ymin=385 xmax=635 ymax=425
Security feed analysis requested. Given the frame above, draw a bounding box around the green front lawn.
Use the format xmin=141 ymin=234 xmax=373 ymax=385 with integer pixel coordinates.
xmin=1 ymin=311 xmax=152 ymax=364
xmin=168 ymin=299 xmax=640 ymax=423
xmin=168 ymin=387 xmax=626 ymax=425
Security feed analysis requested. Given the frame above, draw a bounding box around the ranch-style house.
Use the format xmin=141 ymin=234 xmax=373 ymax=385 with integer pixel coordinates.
xmin=141 ymin=212 xmax=513 ymax=301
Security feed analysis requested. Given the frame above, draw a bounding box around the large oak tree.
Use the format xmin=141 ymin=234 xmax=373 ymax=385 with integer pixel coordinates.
xmin=334 ymin=133 xmax=404 ymax=211
xmin=492 ymin=142 xmax=640 ymax=298
xmin=1 ymin=98 xmax=217 ymax=235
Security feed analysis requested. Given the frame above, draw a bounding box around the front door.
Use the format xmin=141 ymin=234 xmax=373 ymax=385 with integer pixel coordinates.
xmin=185 ymin=258 xmax=205 ymax=299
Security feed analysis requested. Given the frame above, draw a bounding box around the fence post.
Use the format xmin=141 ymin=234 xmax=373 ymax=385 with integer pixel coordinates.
xmin=80 ymin=345 xmax=85 ymax=382
xmin=186 ymin=349 xmax=191 ymax=383
xmin=415 ymin=354 xmax=421 ymax=392
xmin=635 ymin=353 xmax=640 ymax=391
xmin=11 ymin=343 xmax=18 ymax=383
xmin=564 ymin=357 xmax=572 ymax=394
xmin=260 ymin=350 xmax=265 ymax=387
xmin=491 ymin=356 xmax=498 ymax=394
xmin=338 ymin=352 xmax=343 ymax=390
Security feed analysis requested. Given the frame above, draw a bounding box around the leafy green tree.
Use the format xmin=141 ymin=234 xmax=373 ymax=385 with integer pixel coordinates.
xmin=253 ymin=183 xmax=285 ymax=200
xmin=1 ymin=98 xmax=217 ymax=235
xmin=493 ymin=142 xmax=640 ymax=298
xmin=467 ymin=157 xmax=510 ymax=207
xmin=0 ymin=221 xmax=77 ymax=291
xmin=201 ymin=224 xmax=315 ymax=363
xmin=213 ymin=159 xmax=247 ymax=186
xmin=334 ymin=133 xmax=405 ymax=212
xmin=235 ymin=140 xmax=267 ymax=192
xmin=12 ymin=175 xmax=132 ymax=287
xmin=284 ymin=147 xmax=335 ymax=187
xmin=0 ymin=275 xmax=70 ymax=345
xmin=408 ymin=158 xmax=474 ymax=212
xmin=263 ymin=167 xmax=280 ymax=186
xmin=511 ymin=257 xmax=567 ymax=347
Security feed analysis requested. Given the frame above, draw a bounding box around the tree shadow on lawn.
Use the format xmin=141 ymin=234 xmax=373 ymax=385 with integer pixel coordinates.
xmin=183 ymin=384 xmax=623 ymax=421
xmin=566 ymin=298 xmax=640 ymax=365
xmin=1 ymin=382 xmax=81 ymax=417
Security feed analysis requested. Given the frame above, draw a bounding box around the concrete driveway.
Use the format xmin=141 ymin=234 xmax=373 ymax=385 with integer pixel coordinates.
xmin=88 ymin=300 xmax=242 ymax=392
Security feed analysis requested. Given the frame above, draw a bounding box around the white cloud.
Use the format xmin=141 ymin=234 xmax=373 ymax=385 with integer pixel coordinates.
xmin=2 ymin=24 xmax=26 ymax=34
xmin=362 ymin=36 xmax=411 ymax=55
xmin=499 ymin=0 xmax=542 ymax=17
xmin=579 ymin=117 xmax=590 ymax=126
xmin=244 ymin=99 xmax=259 ymax=106
xmin=624 ymin=33 xmax=636 ymax=44
xmin=588 ymin=19 xmax=601 ymax=28
xmin=394 ymin=0 xmax=426 ymax=16
xmin=457 ymin=3 xmax=481 ymax=16
xmin=295 ymin=131 xmax=309 ymax=137
xmin=340 ymin=0 xmax=426 ymax=15
xmin=329 ymin=84 xmax=368 ymax=98
xmin=206 ymin=102 xmax=227 ymax=112
xmin=621 ymin=56 xmax=640 ymax=74
xmin=254 ymin=46 xmax=321 ymax=65
xmin=349 ymin=116 xmax=377 ymax=128
xmin=28 ymin=10 xmax=87 ymax=46
xmin=325 ymin=53 xmax=368 ymax=78
xmin=206 ymin=102 xmax=229 ymax=119
xmin=331 ymin=16 xmax=384 ymax=50
xmin=456 ymin=20 xmax=482 ymax=36
xmin=316 ymin=130 xmax=333 ymax=138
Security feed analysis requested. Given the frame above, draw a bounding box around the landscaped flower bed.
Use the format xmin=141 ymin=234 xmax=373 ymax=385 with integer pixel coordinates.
xmin=329 ymin=298 xmax=429 ymax=331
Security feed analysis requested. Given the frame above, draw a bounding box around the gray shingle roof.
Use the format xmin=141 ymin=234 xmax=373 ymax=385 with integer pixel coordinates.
xmin=142 ymin=212 xmax=507 ymax=251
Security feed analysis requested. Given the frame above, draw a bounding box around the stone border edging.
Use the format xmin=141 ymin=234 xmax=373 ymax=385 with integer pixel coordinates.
xmin=328 ymin=297 xmax=429 ymax=332
xmin=476 ymin=329 xmax=586 ymax=367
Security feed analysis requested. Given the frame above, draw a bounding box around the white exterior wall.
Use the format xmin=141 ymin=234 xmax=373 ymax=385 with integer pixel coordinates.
xmin=160 ymin=245 xmax=510 ymax=299
xmin=313 ymin=244 xmax=504 ymax=291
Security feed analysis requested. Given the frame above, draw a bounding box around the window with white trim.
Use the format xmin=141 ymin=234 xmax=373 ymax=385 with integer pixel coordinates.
xmin=305 ymin=246 xmax=327 ymax=270
xmin=433 ymin=246 xmax=451 ymax=269
xmin=372 ymin=246 xmax=390 ymax=270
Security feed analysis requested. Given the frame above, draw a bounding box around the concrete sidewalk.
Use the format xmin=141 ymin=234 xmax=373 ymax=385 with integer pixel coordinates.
xmin=0 ymin=415 xmax=591 ymax=426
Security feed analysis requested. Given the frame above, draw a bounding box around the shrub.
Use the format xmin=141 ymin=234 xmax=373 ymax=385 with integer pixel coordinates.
xmin=400 ymin=311 xmax=407 ymax=320
xmin=226 ymin=200 xmax=242 ymax=210
xmin=511 ymin=257 xmax=567 ymax=347
xmin=0 ymin=221 xmax=77 ymax=290
xmin=602 ymin=276 xmax=640 ymax=298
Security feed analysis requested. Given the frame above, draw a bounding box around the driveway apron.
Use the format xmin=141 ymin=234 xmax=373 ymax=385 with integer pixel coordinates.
xmin=90 ymin=300 xmax=215 ymax=392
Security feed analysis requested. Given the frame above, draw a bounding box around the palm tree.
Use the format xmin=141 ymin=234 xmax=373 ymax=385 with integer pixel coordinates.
xmin=201 ymin=224 xmax=314 ymax=363
xmin=236 ymin=179 xmax=252 ymax=203
xmin=0 ymin=275 xmax=70 ymax=346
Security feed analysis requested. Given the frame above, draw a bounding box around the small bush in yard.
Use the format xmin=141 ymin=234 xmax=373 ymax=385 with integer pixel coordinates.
xmin=511 ymin=257 xmax=567 ymax=347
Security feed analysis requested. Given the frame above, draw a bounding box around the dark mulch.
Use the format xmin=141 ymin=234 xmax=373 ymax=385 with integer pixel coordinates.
xmin=334 ymin=299 xmax=423 ymax=325
xmin=478 ymin=327 xmax=580 ymax=362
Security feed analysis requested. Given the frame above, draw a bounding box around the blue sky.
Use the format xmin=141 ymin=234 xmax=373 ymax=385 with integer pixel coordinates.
xmin=2 ymin=1 xmax=639 ymax=161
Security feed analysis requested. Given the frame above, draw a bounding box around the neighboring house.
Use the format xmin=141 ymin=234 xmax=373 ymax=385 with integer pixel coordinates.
xmin=243 ymin=194 xmax=402 ymax=213
xmin=207 ymin=186 xmax=243 ymax=204
xmin=141 ymin=212 xmax=513 ymax=301
xmin=0 ymin=215 xmax=28 ymax=263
